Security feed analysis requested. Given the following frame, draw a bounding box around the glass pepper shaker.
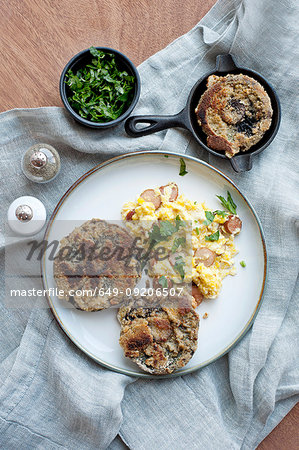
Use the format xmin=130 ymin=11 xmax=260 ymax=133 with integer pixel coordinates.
xmin=21 ymin=143 xmax=61 ymax=183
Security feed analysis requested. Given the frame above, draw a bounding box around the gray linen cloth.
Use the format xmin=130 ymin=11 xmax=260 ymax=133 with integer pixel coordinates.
xmin=0 ymin=0 xmax=298 ymax=448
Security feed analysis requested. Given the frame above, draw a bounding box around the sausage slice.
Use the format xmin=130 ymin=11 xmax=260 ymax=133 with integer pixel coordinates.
xmin=126 ymin=209 xmax=136 ymax=220
xmin=159 ymin=183 xmax=179 ymax=202
xmin=140 ymin=189 xmax=162 ymax=210
xmin=194 ymin=247 xmax=216 ymax=267
xmin=223 ymin=215 xmax=242 ymax=234
xmin=192 ymin=283 xmax=203 ymax=306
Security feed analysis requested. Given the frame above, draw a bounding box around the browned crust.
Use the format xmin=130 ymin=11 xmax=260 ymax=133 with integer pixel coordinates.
xmin=195 ymin=74 xmax=273 ymax=157
xmin=207 ymin=135 xmax=235 ymax=157
xmin=53 ymin=219 xmax=140 ymax=311
xmin=195 ymin=81 xmax=223 ymax=127
xmin=118 ymin=293 xmax=199 ymax=374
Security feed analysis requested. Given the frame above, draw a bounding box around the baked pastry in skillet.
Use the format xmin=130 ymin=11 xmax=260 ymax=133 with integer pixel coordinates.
xmin=195 ymin=73 xmax=273 ymax=157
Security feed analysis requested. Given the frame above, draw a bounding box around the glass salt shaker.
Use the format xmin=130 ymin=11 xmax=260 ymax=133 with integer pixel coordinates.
xmin=21 ymin=143 xmax=61 ymax=183
xmin=7 ymin=196 xmax=47 ymax=236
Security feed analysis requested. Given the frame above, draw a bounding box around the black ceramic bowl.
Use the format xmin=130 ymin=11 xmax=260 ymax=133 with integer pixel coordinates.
xmin=60 ymin=47 xmax=141 ymax=129
xmin=125 ymin=55 xmax=281 ymax=172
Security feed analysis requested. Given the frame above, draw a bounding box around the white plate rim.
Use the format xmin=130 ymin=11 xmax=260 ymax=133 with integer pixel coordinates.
xmin=41 ymin=151 xmax=267 ymax=378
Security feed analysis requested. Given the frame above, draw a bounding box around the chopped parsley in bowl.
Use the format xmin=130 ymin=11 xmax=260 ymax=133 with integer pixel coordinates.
xmin=60 ymin=47 xmax=140 ymax=128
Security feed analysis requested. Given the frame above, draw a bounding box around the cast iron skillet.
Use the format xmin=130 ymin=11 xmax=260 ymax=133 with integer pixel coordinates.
xmin=125 ymin=54 xmax=281 ymax=172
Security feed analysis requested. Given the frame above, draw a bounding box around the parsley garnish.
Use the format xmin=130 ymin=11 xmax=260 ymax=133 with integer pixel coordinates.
xmin=143 ymin=219 xmax=186 ymax=270
xmin=179 ymin=158 xmax=188 ymax=176
xmin=203 ymin=211 xmax=214 ymax=226
xmin=216 ymin=192 xmax=237 ymax=215
xmin=240 ymin=261 xmax=246 ymax=268
xmin=160 ymin=220 xmax=180 ymax=237
xmin=158 ymin=276 xmax=168 ymax=288
xmin=148 ymin=220 xmax=184 ymax=246
xmin=213 ymin=210 xmax=229 ymax=218
xmin=205 ymin=230 xmax=220 ymax=241
xmin=174 ymin=255 xmax=185 ymax=280
xmin=159 ymin=221 xmax=177 ymax=237
xmin=65 ymin=47 xmax=135 ymax=123
xmin=175 ymin=215 xmax=186 ymax=227
xmin=172 ymin=237 xmax=186 ymax=253
xmin=195 ymin=227 xmax=200 ymax=235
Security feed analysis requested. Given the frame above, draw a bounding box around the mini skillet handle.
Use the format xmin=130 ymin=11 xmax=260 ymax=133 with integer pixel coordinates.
xmin=216 ymin=54 xmax=237 ymax=72
xmin=230 ymin=154 xmax=253 ymax=172
xmin=125 ymin=109 xmax=189 ymax=137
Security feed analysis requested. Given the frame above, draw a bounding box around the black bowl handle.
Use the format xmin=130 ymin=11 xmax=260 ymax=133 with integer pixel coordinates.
xmin=230 ymin=154 xmax=253 ymax=172
xmin=216 ymin=54 xmax=237 ymax=72
xmin=125 ymin=108 xmax=189 ymax=137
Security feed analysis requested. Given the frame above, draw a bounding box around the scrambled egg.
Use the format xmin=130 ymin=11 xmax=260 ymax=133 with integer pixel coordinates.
xmin=122 ymin=183 xmax=238 ymax=299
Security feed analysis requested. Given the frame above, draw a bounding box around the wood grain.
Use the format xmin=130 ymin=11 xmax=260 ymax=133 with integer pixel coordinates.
xmin=258 ymin=402 xmax=299 ymax=450
xmin=0 ymin=0 xmax=216 ymax=111
xmin=0 ymin=0 xmax=297 ymax=447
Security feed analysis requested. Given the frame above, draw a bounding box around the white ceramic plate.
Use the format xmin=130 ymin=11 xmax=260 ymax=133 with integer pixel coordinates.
xmin=42 ymin=152 xmax=267 ymax=378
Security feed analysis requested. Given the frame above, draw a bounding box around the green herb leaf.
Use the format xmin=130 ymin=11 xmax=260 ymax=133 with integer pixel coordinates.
xmin=174 ymin=256 xmax=185 ymax=280
xmin=195 ymin=227 xmax=200 ymax=235
xmin=227 ymin=192 xmax=237 ymax=213
xmin=175 ymin=215 xmax=186 ymax=228
xmin=179 ymin=158 xmax=188 ymax=176
xmin=216 ymin=191 xmax=237 ymax=215
xmin=213 ymin=210 xmax=229 ymax=218
xmin=205 ymin=230 xmax=220 ymax=241
xmin=159 ymin=221 xmax=177 ymax=237
xmin=164 ymin=155 xmax=169 ymax=158
xmin=64 ymin=47 xmax=135 ymax=123
xmin=89 ymin=46 xmax=101 ymax=57
xmin=203 ymin=211 xmax=214 ymax=226
xmin=172 ymin=237 xmax=186 ymax=253
xmin=240 ymin=260 xmax=246 ymax=268
xmin=148 ymin=224 xmax=164 ymax=244
xmin=148 ymin=219 xmax=185 ymax=246
xmin=158 ymin=276 xmax=168 ymax=288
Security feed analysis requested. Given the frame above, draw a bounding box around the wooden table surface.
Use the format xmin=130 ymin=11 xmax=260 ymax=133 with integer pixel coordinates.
xmin=0 ymin=0 xmax=298 ymax=447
